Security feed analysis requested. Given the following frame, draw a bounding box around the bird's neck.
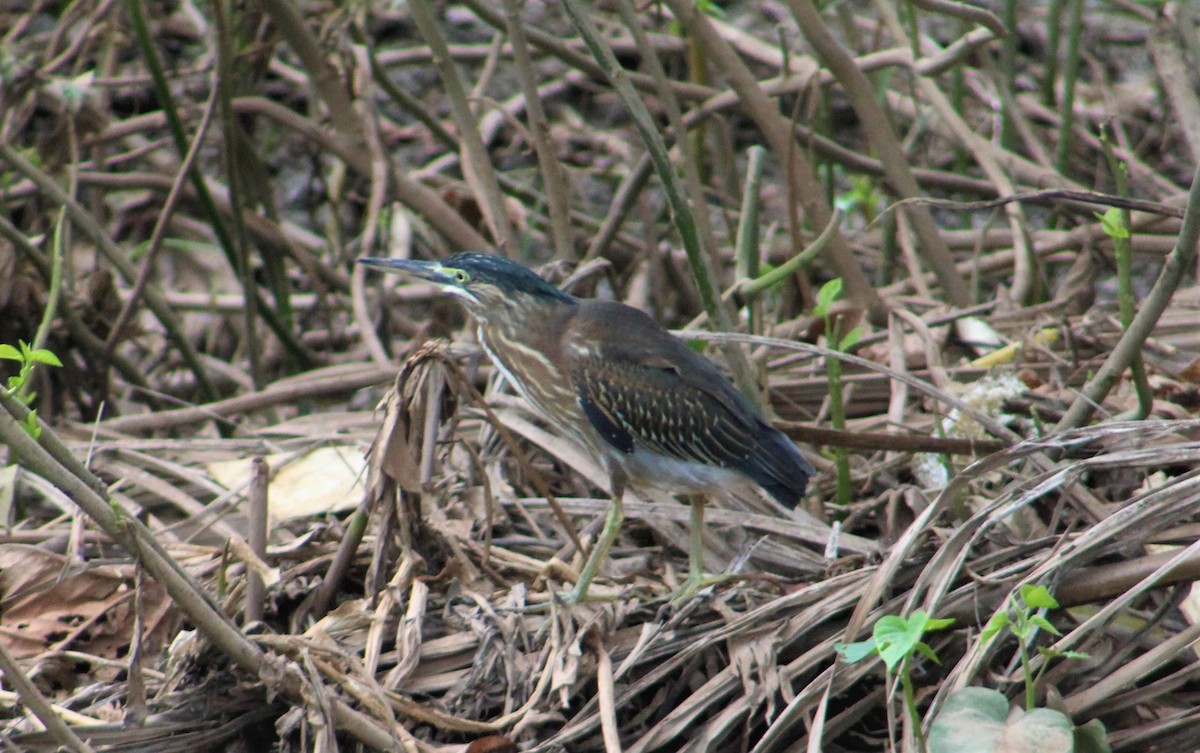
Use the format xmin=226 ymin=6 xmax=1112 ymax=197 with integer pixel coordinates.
xmin=473 ymin=299 xmax=579 ymax=423
xmin=475 ymin=298 xmax=574 ymax=351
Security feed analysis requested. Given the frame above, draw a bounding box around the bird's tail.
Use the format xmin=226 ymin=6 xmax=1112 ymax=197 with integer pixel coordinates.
xmin=742 ymin=427 xmax=815 ymax=508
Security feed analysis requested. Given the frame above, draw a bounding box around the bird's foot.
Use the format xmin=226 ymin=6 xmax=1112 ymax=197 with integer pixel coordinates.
xmin=670 ymin=572 xmax=735 ymax=604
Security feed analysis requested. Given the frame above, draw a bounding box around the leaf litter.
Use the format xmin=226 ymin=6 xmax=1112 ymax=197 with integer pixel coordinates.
xmin=3 ymin=1 xmax=1200 ymax=752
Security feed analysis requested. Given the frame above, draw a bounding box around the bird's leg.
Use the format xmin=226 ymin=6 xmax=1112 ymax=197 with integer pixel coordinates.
xmin=673 ymin=495 xmax=734 ymax=602
xmin=688 ymin=495 xmax=706 ymax=586
xmin=671 ymin=495 xmax=709 ymax=602
xmin=568 ymin=476 xmax=625 ymax=602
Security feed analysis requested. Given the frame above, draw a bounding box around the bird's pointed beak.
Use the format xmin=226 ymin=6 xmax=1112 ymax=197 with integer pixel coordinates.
xmin=358 ymin=257 xmax=456 ymax=287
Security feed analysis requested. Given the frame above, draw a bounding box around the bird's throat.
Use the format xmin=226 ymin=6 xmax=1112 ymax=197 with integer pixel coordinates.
xmin=476 ymin=312 xmax=583 ymax=436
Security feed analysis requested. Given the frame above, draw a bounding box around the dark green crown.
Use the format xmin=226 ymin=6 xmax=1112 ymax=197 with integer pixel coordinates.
xmin=444 ymin=253 xmax=574 ymax=304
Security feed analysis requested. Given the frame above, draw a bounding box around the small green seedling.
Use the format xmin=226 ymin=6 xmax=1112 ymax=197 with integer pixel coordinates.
xmin=837 ymin=611 xmax=955 ymax=752
xmin=0 ymin=340 xmax=63 ymax=439
xmin=812 ymin=279 xmax=862 ymax=505
xmin=927 ymin=586 xmax=1106 ymax=753
xmin=982 ymin=584 xmax=1088 ymax=710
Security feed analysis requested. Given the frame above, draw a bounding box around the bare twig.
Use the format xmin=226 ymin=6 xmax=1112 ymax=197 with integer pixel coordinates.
xmin=409 ymin=0 xmax=518 ymax=252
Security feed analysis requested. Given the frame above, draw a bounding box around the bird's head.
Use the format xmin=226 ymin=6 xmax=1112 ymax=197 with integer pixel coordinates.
xmin=358 ymin=252 xmax=574 ymax=323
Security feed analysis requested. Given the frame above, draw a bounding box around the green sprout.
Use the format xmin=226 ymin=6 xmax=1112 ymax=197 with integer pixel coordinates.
xmin=838 ymin=611 xmax=955 ymax=752
xmin=812 ymin=278 xmax=861 ymax=505
xmin=0 ymin=340 xmax=63 ymax=438
xmin=982 ymin=584 xmax=1088 ymax=711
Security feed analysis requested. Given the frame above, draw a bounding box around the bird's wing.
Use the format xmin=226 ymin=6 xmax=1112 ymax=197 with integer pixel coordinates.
xmin=574 ymin=352 xmax=763 ymax=470
xmin=566 ymin=302 xmax=765 ymax=469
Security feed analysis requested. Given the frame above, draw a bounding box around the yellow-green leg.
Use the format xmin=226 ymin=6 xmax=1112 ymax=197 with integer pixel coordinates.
xmin=673 ymin=496 xmax=731 ymax=603
xmin=568 ymin=484 xmax=625 ymax=602
xmin=673 ymin=496 xmax=708 ymax=601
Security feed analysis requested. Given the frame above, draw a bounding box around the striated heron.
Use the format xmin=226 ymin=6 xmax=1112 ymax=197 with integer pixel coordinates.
xmin=360 ymin=253 xmax=815 ymax=600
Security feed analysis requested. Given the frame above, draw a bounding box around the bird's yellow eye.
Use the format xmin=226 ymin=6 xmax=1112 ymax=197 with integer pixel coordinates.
xmin=453 ymin=269 xmax=470 ymax=284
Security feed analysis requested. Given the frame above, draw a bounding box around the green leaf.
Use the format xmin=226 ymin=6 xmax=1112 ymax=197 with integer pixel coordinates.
xmin=29 ymin=348 xmax=62 ymax=367
xmin=872 ymin=611 xmax=952 ymax=671
xmin=1020 ymin=584 xmax=1060 ymax=610
xmin=815 ymin=278 xmax=843 ymax=313
xmin=834 ymin=640 xmax=878 ymax=664
xmin=1029 ymin=615 xmax=1062 ymax=636
xmin=1009 ymin=618 xmax=1033 ymax=641
xmin=21 ymin=410 xmax=41 ymax=439
xmin=1095 ymin=208 xmax=1129 ymax=240
xmin=0 ymin=344 xmax=21 ymax=361
xmin=1073 ymin=718 xmax=1112 ymax=753
xmin=981 ymin=611 xmax=1009 ymax=642
xmin=874 ymin=613 xmax=918 ymax=642
xmin=839 ymin=326 xmax=863 ymax=351
xmin=913 ymin=641 xmax=942 ymax=664
xmin=924 ymin=616 xmax=956 ymax=631
xmin=929 ymin=687 xmax=1073 ymax=753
